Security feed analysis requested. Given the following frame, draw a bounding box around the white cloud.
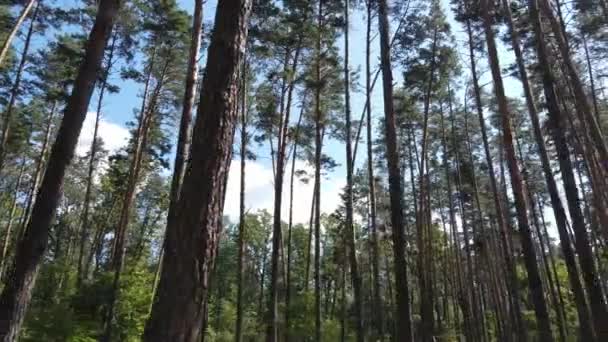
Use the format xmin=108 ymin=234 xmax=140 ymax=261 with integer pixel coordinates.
xmin=223 ymin=159 xmax=344 ymax=224
xmin=76 ymin=112 xmax=130 ymax=157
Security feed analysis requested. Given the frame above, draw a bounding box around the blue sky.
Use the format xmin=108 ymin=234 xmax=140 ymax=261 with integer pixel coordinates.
xmin=70 ymin=0 xmax=531 ymax=224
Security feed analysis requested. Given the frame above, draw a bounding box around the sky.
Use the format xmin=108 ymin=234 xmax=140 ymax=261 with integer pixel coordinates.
xmin=64 ymin=0 xmax=552 ymax=228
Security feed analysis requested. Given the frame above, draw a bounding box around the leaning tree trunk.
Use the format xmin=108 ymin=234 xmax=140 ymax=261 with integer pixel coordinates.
xmin=538 ymin=0 xmax=608 ymax=171
xmin=505 ymin=0 xmax=596 ymax=339
xmin=480 ymin=0 xmax=553 ymax=340
xmin=0 ymin=0 xmax=39 ymax=172
xmin=0 ymin=1 xmax=120 ymax=339
xmin=527 ymin=0 xmax=608 ymax=337
xmin=142 ymin=0 xmax=252 ymax=340
xmin=377 ymin=0 xmax=413 ymax=340
xmin=0 ymin=156 xmax=27 ymax=278
xmin=0 ymin=0 xmax=36 ymax=68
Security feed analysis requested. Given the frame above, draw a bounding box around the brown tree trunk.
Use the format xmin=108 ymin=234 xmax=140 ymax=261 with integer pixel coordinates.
xmin=142 ymin=0 xmax=252 ymax=340
xmin=0 ymin=0 xmax=39 ymax=172
xmin=0 ymin=0 xmax=36 ymax=67
xmin=377 ymin=0 xmax=413 ymax=340
xmin=0 ymin=1 xmax=120 ymax=339
xmin=480 ymin=0 xmax=553 ymax=339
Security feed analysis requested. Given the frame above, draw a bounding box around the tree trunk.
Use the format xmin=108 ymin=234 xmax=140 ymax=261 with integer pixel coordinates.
xmin=313 ymin=3 xmax=323 ymax=340
xmin=76 ymin=33 xmax=116 ymax=287
xmin=0 ymin=0 xmax=39 ymax=172
xmin=0 ymin=156 xmax=27 ymax=278
xmin=377 ymin=0 xmax=413 ymax=340
xmin=235 ymin=61 xmax=248 ymax=342
xmin=365 ymin=1 xmax=382 ymax=339
xmin=480 ymin=0 xmax=553 ymax=339
xmin=0 ymin=1 xmax=120 ymax=339
xmin=0 ymin=0 xmax=36 ymax=68
xmin=343 ymin=2 xmax=364 ymax=341
xmin=142 ymin=0 xmax=251 ymax=340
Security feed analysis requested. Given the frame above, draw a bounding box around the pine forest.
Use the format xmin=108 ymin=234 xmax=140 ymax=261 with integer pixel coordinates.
xmin=0 ymin=0 xmax=607 ymax=340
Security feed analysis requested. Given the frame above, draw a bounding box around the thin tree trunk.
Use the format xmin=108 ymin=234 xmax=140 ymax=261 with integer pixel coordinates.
xmin=235 ymin=61 xmax=248 ymax=342
xmin=0 ymin=0 xmax=36 ymax=68
xmin=313 ymin=3 xmax=323 ymax=340
xmin=377 ymin=0 xmax=413 ymax=340
xmin=19 ymin=101 xmax=56 ymax=237
xmin=142 ymin=1 xmax=252 ymax=340
xmin=365 ymin=1 xmax=382 ymax=338
xmin=0 ymin=156 xmax=27 ymax=278
xmin=0 ymin=1 xmax=120 ymax=339
xmin=77 ymin=33 xmax=117 ymax=287
xmin=343 ymin=2 xmax=363 ymax=341
xmin=285 ymin=99 xmax=305 ymax=340
xmin=480 ymin=0 xmax=553 ymax=339
xmin=0 ymin=0 xmax=39 ymax=172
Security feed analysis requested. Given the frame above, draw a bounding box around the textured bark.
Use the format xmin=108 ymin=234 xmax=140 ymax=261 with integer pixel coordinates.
xmin=142 ymin=0 xmax=251 ymax=340
xmin=0 ymin=1 xmax=120 ymax=339
xmin=480 ymin=0 xmax=553 ymax=339
xmin=0 ymin=0 xmax=36 ymax=67
xmin=377 ymin=0 xmax=413 ymax=340
xmin=0 ymin=1 xmax=39 ymax=172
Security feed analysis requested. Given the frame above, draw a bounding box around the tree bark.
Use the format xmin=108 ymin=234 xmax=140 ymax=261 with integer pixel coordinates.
xmin=377 ymin=0 xmax=413 ymax=340
xmin=142 ymin=0 xmax=251 ymax=340
xmin=0 ymin=1 xmax=120 ymax=339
